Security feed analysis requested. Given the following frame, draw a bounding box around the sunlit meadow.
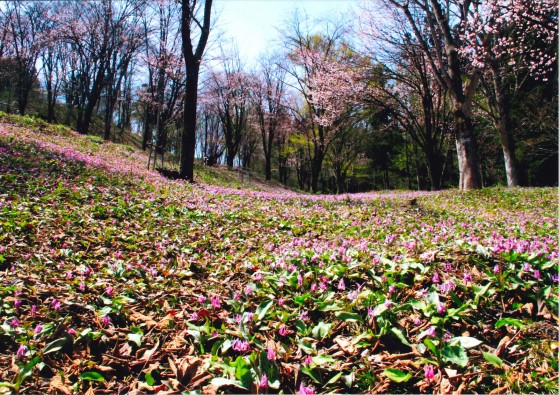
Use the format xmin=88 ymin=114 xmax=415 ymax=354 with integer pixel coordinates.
xmin=0 ymin=113 xmax=557 ymax=394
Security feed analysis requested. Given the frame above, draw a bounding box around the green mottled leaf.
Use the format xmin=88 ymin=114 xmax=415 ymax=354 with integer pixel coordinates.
xmin=495 ymin=318 xmax=525 ymax=329
xmin=483 ymin=352 xmax=503 ymax=367
xmin=43 ymin=335 xmax=72 ymax=355
xmin=335 ymin=312 xmax=362 ymax=322
xmin=449 ymin=336 xmax=482 ymax=349
xmin=311 ymin=321 xmax=332 ymax=339
xmin=391 ymin=327 xmax=411 ymax=346
xmin=255 ymin=300 xmax=273 ymax=322
xmin=383 ymin=368 xmax=412 ymax=383
xmin=442 ymin=345 xmax=468 ymax=367
xmin=79 ymin=371 xmax=105 ymax=382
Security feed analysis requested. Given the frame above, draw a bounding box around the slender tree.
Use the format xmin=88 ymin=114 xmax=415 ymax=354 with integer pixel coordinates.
xmin=250 ymin=55 xmax=288 ymax=180
xmin=180 ymin=0 xmax=213 ymax=181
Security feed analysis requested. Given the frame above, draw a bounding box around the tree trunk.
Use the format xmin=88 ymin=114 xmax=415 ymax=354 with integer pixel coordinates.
xmin=310 ymin=152 xmax=324 ymax=193
xmin=491 ymin=69 xmax=519 ymax=187
xmin=103 ymin=84 xmax=113 ymax=141
xmin=46 ymin=79 xmax=56 ymax=123
xmin=454 ymin=107 xmax=481 ymax=191
xmin=426 ymin=150 xmax=443 ymax=191
xmin=179 ymin=66 xmax=199 ymax=181
xmin=497 ymin=115 xmax=518 ymax=187
xmin=265 ymin=157 xmax=272 ymax=181
xmin=78 ymin=65 xmax=105 ymax=135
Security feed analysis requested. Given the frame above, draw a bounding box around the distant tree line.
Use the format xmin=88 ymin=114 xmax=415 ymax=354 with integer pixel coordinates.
xmin=0 ymin=0 xmax=556 ymax=192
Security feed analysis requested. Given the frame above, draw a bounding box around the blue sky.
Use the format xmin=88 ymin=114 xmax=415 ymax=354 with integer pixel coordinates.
xmin=213 ymin=0 xmax=359 ymax=66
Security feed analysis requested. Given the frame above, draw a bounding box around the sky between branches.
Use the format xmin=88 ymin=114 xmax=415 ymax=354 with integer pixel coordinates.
xmin=214 ymin=0 xmax=360 ymax=66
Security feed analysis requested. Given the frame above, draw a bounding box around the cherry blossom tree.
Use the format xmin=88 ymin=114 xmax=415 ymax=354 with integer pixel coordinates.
xmin=459 ymin=0 xmax=557 ymax=186
xmin=282 ymin=15 xmax=367 ymax=192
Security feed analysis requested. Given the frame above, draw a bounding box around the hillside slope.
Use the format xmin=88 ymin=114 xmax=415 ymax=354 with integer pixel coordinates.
xmin=0 ymin=115 xmax=557 ymax=394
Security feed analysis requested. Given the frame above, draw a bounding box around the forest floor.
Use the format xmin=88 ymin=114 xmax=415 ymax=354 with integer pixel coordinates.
xmin=0 ymin=113 xmax=557 ymax=394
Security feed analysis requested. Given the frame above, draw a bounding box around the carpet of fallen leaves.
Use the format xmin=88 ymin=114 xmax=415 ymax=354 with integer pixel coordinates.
xmin=0 ymin=114 xmax=557 ymax=395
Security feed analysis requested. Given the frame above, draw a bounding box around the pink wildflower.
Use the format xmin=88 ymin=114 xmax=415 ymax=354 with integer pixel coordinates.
xmin=337 ymin=278 xmax=346 ymax=290
xmin=102 ymin=315 xmax=111 ymax=326
xmin=424 ymin=364 xmax=435 ymax=380
xmin=267 ymin=346 xmax=276 ymax=361
xmin=259 ymin=373 xmax=268 ymax=389
xmin=278 ymin=325 xmax=288 ymax=336
xmin=299 ymin=382 xmax=315 ymax=395
xmin=231 ymin=339 xmax=250 ymax=352
xmin=533 ymin=270 xmax=541 ymax=279
xmin=210 ymin=296 xmax=221 ymax=309
xmin=34 ymin=324 xmax=42 ymax=335
xmin=426 ymin=326 xmax=437 ymax=338
xmin=16 ymin=344 xmax=27 ymax=359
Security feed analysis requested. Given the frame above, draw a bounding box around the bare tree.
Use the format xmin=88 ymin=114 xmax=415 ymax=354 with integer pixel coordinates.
xmin=250 ymin=54 xmax=288 ymax=180
xmin=180 ymin=0 xmax=213 ymax=181
xmin=369 ymin=0 xmax=482 ymax=190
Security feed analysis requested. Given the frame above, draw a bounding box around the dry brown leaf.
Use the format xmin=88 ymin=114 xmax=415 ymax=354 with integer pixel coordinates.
xmin=440 ymin=377 xmax=454 ymax=394
xmin=167 ymin=333 xmax=189 ymax=349
xmin=156 ymin=314 xmax=174 ymax=329
xmin=489 ymin=385 xmax=509 ymax=394
xmin=334 ymin=336 xmax=355 ymax=354
xmin=129 ymin=311 xmax=157 ymax=328
xmin=453 ymin=381 xmax=467 ymax=395
xmin=168 ymin=377 xmax=183 ymax=391
xmin=189 ymin=371 xmax=212 ymax=389
xmin=140 ymin=340 xmax=160 ymax=362
xmin=49 ymin=375 xmax=72 ymax=395
xmin=496 ymin=335 xmax=511 ymax=356
xmin=202 ymin=383 xmax=218 ymax=395
xmin=177 ymin=356 xmax=204 ymax=382
xmin=94 ymin=365 xmax=114 ymax=372
xmin=118 ymin=342 xmax=132 ymax=357
xmin=168 ymin=357 xmax=178 ymax=377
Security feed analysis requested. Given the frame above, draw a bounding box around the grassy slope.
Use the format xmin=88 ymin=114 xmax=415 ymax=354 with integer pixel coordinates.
xmin=0 ymin=114 xmax=557 ymax=394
